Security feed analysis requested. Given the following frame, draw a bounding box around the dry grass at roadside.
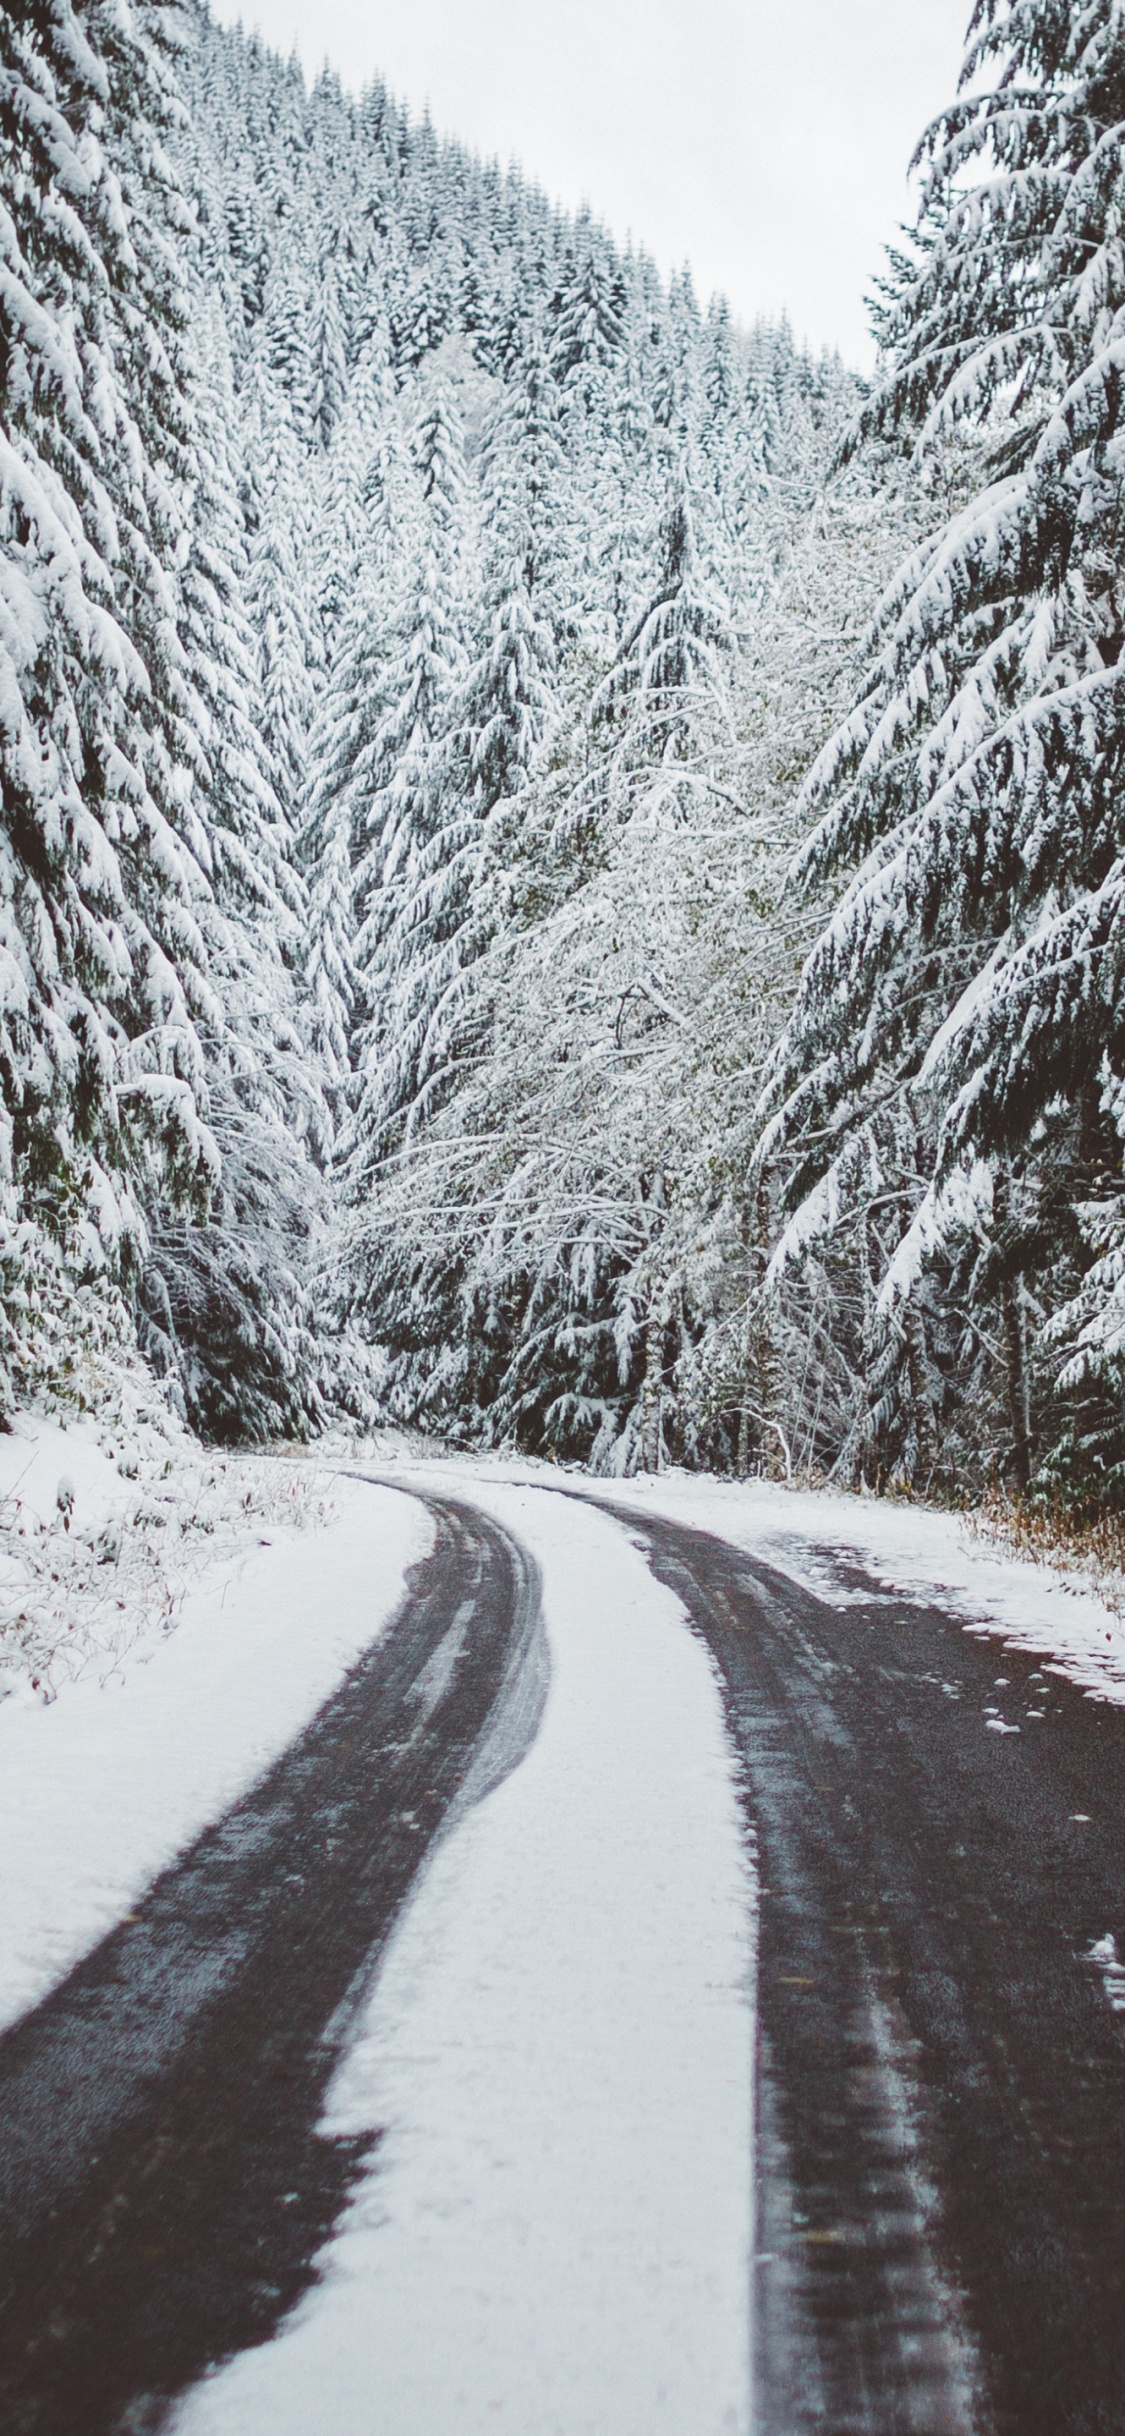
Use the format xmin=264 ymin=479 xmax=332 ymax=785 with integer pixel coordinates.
xmin=970 ymin=1492 xmax=1125 ymax=1620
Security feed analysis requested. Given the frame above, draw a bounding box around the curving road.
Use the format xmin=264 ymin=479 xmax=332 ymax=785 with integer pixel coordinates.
xmin=595 ymin=1494 xmax=1125 ymax=2436
xmin=0 ymin=1491 xmax=544 ymax=2436
xmin=4 ymin=1477 xmax=1125 ymax=2435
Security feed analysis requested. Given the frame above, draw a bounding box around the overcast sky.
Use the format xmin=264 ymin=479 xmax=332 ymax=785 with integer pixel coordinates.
xmin=209 ymin=0 xmax=972 ymax=367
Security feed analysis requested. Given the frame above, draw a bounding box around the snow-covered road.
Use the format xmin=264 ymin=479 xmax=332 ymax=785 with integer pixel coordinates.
xmin=6 ymin=1455 xmax=1125 ymax=2435
xmin=177 ymin=1482 xmax=754 ymax=2436
xmin=0 ymin=1468 xmax=756 ymax=2436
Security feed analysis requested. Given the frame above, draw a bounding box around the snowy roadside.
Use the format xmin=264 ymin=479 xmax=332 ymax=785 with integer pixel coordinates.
xmin=368 ymin=1449 xmax=1125 ymax=1710
xmin=0 ymin=1461 xmax=429 ymax=2037
xmin=594 ymin=1472 xmax=1125 ymax=1708
xmin=175 ymin=1479 xmax=755 ymax=2436
xmin=0 ymin=1385 xmax=341 ymax=1703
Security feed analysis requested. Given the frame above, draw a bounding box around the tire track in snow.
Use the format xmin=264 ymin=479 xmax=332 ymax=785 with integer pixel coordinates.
xmin=555 ymin=1488 xmax=1125 ymax=2436
xmin=0 ymin=1490 xmax=545 ymax=2436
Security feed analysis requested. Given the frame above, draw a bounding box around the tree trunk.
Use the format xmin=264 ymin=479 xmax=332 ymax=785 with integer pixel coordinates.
xmin=994 ymin=1170 xmax=1032 ymax=1493
xmin=904 ymin=1290 xmax=939 ymax=1482
xmin=640 ymin=1311 xmax=663 ymax=1473
xmin=852 ymin=1207 xmax=876 ymax=1490
xmin=752 ymin=1171 xmax=785 ymax=1481
xmin=1000 ymin=1275 xmax=1032 ymax=1493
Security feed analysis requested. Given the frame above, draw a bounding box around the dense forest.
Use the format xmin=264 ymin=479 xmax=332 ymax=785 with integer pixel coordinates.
xmin=2 ymin=0 xmax=1123 ymax=1509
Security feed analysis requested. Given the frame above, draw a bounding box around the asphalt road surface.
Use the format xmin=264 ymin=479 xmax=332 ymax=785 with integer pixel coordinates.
xmin=4 ymin=1481 xmax=1125 ymax=2435
xmin=0 ymin=1491 xmax=544 ymax=2436
xmin=600 ymin=1495 xmax=1125 ymax=2436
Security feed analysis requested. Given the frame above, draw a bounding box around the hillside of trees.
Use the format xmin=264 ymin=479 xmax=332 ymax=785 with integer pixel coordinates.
xmin=2 ymin=0 xmax=1123 ymax=1511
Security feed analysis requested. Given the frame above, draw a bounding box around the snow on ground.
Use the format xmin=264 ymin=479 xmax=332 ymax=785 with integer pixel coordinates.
xmin=592 ymin=1470 xmax=1125 ymax=1708
xmin=175 ymin=1481 xmax=755 ymax=2436
xmin=0 ymin=1463 xmax=429 ymax=2036
xmin=8 ymin=1437 xmax=1121 ymax=2433
xmin=0 ymin=1392 xmax=346 ymax=1699
xmin=371 ymin=1448 xmax=1125 ymax=1709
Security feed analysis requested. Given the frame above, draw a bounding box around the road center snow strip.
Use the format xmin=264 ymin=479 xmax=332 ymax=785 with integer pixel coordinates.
xmin=175 ymin=1483 xmax=755 ymax=2436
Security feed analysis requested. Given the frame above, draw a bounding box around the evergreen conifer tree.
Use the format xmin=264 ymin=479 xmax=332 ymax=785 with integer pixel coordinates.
xmin=760 ymin=0 xmax=1125 ymax=1492
xmin=0 ymin=0 xmax=220 ymax=1357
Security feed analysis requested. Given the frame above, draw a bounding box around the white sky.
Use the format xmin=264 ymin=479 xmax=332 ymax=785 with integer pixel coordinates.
xmin=208 ymin=0 xmax=972 ymax=368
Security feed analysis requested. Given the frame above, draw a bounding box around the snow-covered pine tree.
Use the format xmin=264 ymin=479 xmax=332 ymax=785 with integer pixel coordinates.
xmin=337 ymin=355 xmax=565 ymax=1403
xmin=1 ymin=0 xmax=926 ymax=1470
xmin=311 ymin=319 xmax=399 ymax=646
xmin=550 ymin=234 xmax=626 ymax=404
xmin=593 ymin=471 xmax=731 ymax=766
xmin=139 ymin=271 xmax=328 ymax=1442
xmin=329 ymin=383 xmax=476 ymax=1149
xmin=354 ymin=355 xmax=558 ymax=1143
xmin=334 ymin=551 xmax=467 ymax=1139
xmin=296 ymin=343 xmax=405 ymax=1104
xmin=455 ymin=375 xmax=559 ymax=821
xmin=758 ymin=0 xmax=1125 ymax=1495
xmin=0 ymin=0 xmax=222 ymax=1402
xmin=309 ymin=244 xmax=350 ymax=449
xmin=243 ymin=371 xmax=321 ymax=832
xmin=413 ymin=377 xmax=470 ymax=543
xmin=260 ymin=246 xmax=317 ymax=446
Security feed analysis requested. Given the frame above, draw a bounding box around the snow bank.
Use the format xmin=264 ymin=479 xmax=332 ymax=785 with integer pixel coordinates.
xmin=581 ymin=1471 xmax=1125 ymax=1708
xmin=0 ymin=1471 xmax=429 ymax=2036
xmin=176 ymin=1482 xmax=754 ymax=2436
xmin=0 ymin=1402 xmax=343 ymax=1700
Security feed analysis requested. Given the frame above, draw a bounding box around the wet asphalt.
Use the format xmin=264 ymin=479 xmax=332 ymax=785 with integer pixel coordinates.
xmin=0 ymin=1492 xmax=541 ymax=2436
xmin=4 ymin=1482 xmax=1125 ymax=2434
xmin=608 ymin=1500 xmax=1125 ymax=2436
